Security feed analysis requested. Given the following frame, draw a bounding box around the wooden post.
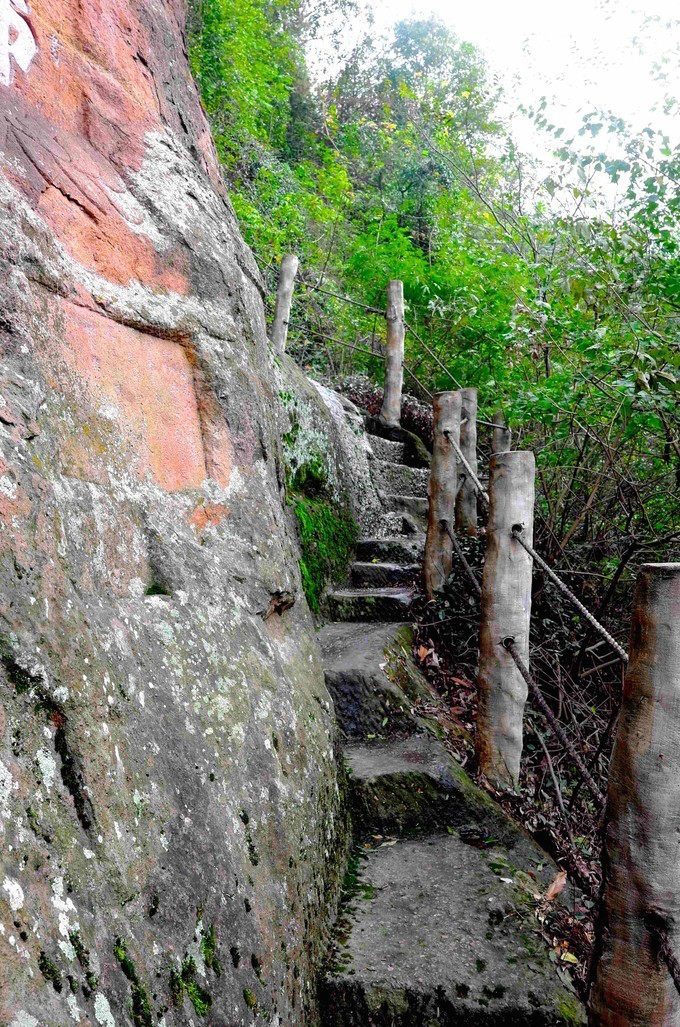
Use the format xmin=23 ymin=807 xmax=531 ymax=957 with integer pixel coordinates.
xmin=455 ymin=387 xmax=478 ymax=537
xmin=491 ymin=410 xmax=511 ymax=454
xmin=476 ymin=451 xmax=535 ymax=789
xmin=590 ymin=564 xmax=680 ymax=1027
xmin=378 ymin=280 xmax=405 ymax=428
xmin=271 ymin=253 xmax=299 ymax=355
xmin=424 ymin=391 xmax=462 ymax=599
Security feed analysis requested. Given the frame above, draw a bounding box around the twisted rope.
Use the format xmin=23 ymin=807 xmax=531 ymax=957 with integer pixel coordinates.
xmin=443 ymin=522 xmax=482 ymax=597
xmin=511 ymin=525 xmax=628 ymax=664
xmin=445 ymin=431 xmax=489 ymax=504
xmin=502 ymin=638 xmax=605 ymax=806
xmin=658 ymin=930 xmax=680 ymax=996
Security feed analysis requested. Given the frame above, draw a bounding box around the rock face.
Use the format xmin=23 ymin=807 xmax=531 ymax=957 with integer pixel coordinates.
xmin=0 ymin=3 xmax=345 ymax=1026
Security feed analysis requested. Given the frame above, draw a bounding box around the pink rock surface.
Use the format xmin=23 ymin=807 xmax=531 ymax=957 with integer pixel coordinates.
xmin=0 ymin=2 xmax=343 ymax=1024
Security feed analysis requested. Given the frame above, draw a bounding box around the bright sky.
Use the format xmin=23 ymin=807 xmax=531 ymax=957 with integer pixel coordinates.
xmin=357 ymin=0 xmax=680 ymax=159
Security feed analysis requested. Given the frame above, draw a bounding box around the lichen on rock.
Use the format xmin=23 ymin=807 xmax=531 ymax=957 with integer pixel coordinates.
xmin=0 ymin=2 xmax=347 ymax=1024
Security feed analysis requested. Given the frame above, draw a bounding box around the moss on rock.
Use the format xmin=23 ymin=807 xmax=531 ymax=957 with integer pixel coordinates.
xmin=113 ymin=938 xmax=153 ymax=1027
xmin=290 ymin=494 xmax=358 ymax=615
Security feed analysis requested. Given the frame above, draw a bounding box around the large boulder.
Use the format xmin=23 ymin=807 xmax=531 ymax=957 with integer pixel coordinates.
xmin=0 ymin=3 xmax=345 ymax=1025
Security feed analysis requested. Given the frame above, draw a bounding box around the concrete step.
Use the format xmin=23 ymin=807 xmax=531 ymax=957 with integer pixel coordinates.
xmin=319 ymin=832 xmax=585 ymax=1026
xmin=364 ymin=416 xmax=431 ymax=469
xmin=317 ymin=623 xmax=432 ymax=740
xmin=384 ymin=494 xmax=428 ymax=527
xmin=368 ymin=435 xmax=405 ymax=463
xmin=376 ymin=460 xmax=430 ymax=498
xmin=324 ymin=586 xmax=413 ymax=623
xmin=350 ymin=562 xmax=420 ymax=588
xmin=356 ymin=537 xmax=424 ymax=564
xmin=346 ymin=734 xmax=547 ymax=845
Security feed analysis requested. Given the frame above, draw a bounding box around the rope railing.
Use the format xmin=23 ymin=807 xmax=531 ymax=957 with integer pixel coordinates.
xmin=287 ymin=316 xmax=435 ymax=400
xmin=502 ymin=637 xmax=606 ymax=806
xmin=443 ymin=522 xmax=482 ymax=598
xmin=446 ymin=431 xmax=489 ymax=504
xmin=438 ymin=517 xmax=606 ymax=808
xmin=656 ymin=926 xmax=680 ymax=998
xmin=302 ymin=281 xmax=385 ymax=316
xmin=511 ymin=525 xmax=629 ymax=664
xmin=280 ymin=260 xmax=627 ymax=684
xmin=440 ymin=419 xmax=627 ymax=667
xmin=404 ymin=320 xmax=463 ymax=390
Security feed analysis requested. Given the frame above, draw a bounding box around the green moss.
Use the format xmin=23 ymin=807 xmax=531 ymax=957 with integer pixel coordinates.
xmin=243 ymin=988 xmax=257 ymax=1010
xmin=173 ymin=957 xmax=212 ymax=1018
xmin=38 ymin=951 xmax=63 ymax=992
xmin=200 ymin=925 xmax=222 ymax=976
xmin=184 ymin=978 xmax=212 ymax=1017
xmin=69 ymin=929 xmax=99 ymax=992
xmin=169 ymin=968 xmax=184 ymax=1005
xmin=290 ymin=494 xmax=358 ymax=615
xmin=113 ymin=938 xmax=153 ymax=1027
xmin=145 ymin=582 xmax=172 ymax=597
xmin=557 ymin=993 xmax=586 ymax=1024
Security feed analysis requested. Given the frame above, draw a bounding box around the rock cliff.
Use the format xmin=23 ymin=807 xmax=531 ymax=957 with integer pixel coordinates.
xmin=0 ymin=2 xmax=345 ymax=1025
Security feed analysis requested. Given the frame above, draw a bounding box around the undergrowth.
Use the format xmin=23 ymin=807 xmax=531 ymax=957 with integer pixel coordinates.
xmin=411 ymin=532 xmax=615 ymax=1000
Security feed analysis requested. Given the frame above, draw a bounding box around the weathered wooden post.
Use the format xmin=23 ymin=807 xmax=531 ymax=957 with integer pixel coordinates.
xmin=271 ymin=253 xmax=299 ymax=356
xmin=455 ymin=387 xmax=478 ymax=536
xmin=590 ymin=563 xmax=680 ymax=1027
xmin=477 ymin=451 xmax=535 ymax=789
xmin=378 ymin=280 xmax=405 ymax=428
xmin=491 ymin=409 xmax=511 ymax=454
xmin=424 ymin=391 xmax=462 ymax=599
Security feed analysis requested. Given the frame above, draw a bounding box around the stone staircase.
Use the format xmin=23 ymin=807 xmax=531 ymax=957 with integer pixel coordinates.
xmin=316 ymin=423 xmax=585 ymax=1026
xmin=323 ymin=430 xmax=428 ymax=625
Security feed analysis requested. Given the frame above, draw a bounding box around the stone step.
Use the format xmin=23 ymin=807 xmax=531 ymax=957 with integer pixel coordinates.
xmin=364 ymin=416 xmax=430 ymax=469
xmin=356 ymin=537 xmax=424 ymax=564
xmin=368 ymin=435 xmax=405 ymax=463
xmin=384 ymin=494 xmax=428 ymax=526
xmin=319 ymin=832 xmax=585 ymax=1026
xmin=324 ymin=586 xmax=413 ymax=623
xmin=376 ymin=460 xmax=430 ymax=498
xmin=346 ymin=734 xmax=538 ymax=844
xmin=350 ymin=562 xmax=420 ymax=588
xmin=376 ymin=511 xmax=410 ymax=539
xmin=317 ymin=623 xmax=432 ymax=740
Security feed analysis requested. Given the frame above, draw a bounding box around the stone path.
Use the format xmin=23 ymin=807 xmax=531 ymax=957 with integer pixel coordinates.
xmin=316 ymin=421 xmax=585 ymax=1026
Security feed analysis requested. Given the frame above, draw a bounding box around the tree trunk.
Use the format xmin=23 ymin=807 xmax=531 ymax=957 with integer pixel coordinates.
xmin=455 ymin=387 xmax=479 ymax=537
xmin=590 ymin=563 xmax=680 ymax=1027
xmin=271 ymin=253 xmax=299 ymax=355
xmin=477 ymin=451 xmax=535 ymax=789
xmin=424 ymin=391 xmax=462 ymax=599
xmin=491 ymin=409 xmax=511 ymax=454
xmin=379 ymin=280 xmax=405 ymax=428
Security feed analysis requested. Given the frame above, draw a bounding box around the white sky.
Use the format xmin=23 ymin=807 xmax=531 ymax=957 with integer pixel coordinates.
xmin=341 ymin=0 xmax=680 ymax=160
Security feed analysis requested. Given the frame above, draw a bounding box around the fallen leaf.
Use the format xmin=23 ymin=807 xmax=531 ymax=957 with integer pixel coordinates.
xmin=545 ymin=869 xmax=567 ymax=901
xmin=417 ymin=645 xmax=433 ymax=662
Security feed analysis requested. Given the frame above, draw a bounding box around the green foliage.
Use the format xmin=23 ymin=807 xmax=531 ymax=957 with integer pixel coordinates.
xmin=189 ymin=0 xmax=678 ymax=586
xmin=189 ymin=0 xmax=299 ymax=170
xmin=291 ymin=495 xmax=358 ymax=615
